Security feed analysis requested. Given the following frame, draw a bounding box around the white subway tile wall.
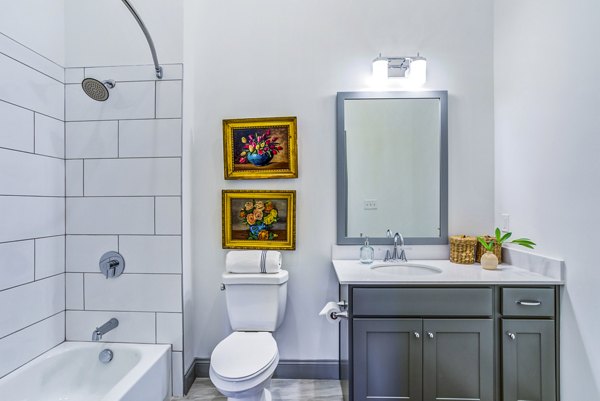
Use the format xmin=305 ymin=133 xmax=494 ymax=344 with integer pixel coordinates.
xmin=0 ymin=36 xmax=65 ymax=379
xmin=64 ymin=65 xmax=184 ymax=395
xmin=1 ymin=34 xmax=184 ymax=395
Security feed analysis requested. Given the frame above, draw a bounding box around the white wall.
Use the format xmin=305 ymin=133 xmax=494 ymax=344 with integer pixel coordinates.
xmin=64 ymin=0 xmax=183 ymax=67
xmin=185 ymin=0 xmax=494 ymax=362
xmin=0 ymin=0 xmax=65 ymax=66
xmin=0 ymin=32 xmax=65 ymax=379
xmin=494 ymin=1 xmax=600 ymax=398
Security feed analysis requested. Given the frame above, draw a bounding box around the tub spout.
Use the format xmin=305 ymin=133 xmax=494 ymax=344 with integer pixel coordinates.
xmin=92 ymin=318 xmax=119 ymax=341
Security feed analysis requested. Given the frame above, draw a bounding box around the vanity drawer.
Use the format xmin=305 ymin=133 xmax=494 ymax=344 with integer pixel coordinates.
xmin=352 ymin=287 xmax=493 ymax=317
xmin=501 ymin=288 xmax=555 ymax=317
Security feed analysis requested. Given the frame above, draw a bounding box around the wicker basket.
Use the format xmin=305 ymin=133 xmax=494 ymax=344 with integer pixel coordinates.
xmin=476 ymin=236 xmax=503 ymax=263
xmin=449 ymin=235 xmax=477 ymax=264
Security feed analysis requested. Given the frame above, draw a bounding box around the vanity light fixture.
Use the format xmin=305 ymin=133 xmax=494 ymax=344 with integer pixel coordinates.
xmin=372 ymin=53 xmax=427 ymax=86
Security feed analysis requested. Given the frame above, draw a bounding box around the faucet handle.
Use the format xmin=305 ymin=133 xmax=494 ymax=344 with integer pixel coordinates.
xmin=386 ymin=229 xmax=392 ymax=238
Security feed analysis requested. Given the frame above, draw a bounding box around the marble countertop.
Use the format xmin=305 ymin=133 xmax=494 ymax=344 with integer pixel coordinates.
xmin=332 ymin=246 xmax=565 ymax=285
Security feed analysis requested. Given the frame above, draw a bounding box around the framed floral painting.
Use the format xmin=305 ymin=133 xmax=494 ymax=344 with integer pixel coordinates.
xmin=222 ymin=190 xmax=296 ymax=250
xmin=223 ymin=117 xmax=298 ymax=179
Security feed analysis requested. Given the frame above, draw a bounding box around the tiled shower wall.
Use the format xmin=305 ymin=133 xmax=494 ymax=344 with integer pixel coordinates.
xmin=63 ymin=65 xmax=184 ymax=394
xmin=0 ymin=33 xmax=66 ymax=378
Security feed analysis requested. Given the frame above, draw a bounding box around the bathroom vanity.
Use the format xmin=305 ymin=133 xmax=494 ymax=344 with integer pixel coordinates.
xmin=333 ymin=257 xmax=563 ymax=401
xmin=334 ymin=91 xmax=563 ymax=400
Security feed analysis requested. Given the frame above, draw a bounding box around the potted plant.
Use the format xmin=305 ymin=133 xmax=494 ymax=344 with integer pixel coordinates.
xmin=478 ymin=228 xmax=535 ymax=270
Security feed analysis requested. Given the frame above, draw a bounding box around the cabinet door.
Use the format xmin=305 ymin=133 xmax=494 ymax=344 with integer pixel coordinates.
xmin=353 ymin=319 xmax=422 ymax=401
xmin=502 ymin=319 xmax=556 ymax=401
xmin=423 ymin=319 xmax=493 ymax=401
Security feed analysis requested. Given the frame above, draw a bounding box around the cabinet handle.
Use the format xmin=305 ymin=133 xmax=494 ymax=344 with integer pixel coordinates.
xmin=517 ymin=300 xmax=541 ymax=306
xmin=427 ymin=332 xmax=434 ymax=339
xmin=414 ymin=332 xmax=420 ymax=339
xmin=507 ymin=332 xmax=516 ymax=340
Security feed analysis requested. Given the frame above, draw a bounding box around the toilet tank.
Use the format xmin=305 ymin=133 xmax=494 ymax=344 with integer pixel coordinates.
xmin=221 ymin=270 xmax=288 ymax=331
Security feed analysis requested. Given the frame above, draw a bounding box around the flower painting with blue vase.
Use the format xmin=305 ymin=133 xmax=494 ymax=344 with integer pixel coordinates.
xmin=233 ymin=127 xmax=288 ymax=168
xmin=222 ymin=190 xmax=296 ymax=250
xmin=239 ymin=200 xmax=280 ymax=241
xmin=223 ymin=117 xmax=298 ymax=180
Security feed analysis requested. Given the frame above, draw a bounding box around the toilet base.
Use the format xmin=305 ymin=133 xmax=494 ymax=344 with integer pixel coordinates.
xmin=227 ymin=388 xmax=271 ymax=401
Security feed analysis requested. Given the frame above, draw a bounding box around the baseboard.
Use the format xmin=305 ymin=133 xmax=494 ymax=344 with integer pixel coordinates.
xmin=189 ymin=358 xmax=339 ymax=386
xmin=184 ymin=362 xmax=197 ymax=395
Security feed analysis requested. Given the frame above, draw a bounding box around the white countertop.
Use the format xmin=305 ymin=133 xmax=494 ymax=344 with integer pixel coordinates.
xmin=332 ymin=259 xmax=564 ymax=285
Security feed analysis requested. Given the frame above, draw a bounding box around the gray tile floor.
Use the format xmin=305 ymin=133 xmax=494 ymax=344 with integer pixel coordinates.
xmin=173 ymin=378 xmax=343 ymax=401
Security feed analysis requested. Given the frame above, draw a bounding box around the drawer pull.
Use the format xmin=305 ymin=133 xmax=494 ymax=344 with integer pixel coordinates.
xmin=517 ymin=300 xmax=542 ymax=306
xmin=507 ymin=332 xmax=516 ymax=340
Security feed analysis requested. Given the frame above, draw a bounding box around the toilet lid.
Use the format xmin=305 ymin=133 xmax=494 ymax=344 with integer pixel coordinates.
xmin=211 ymin=332 xmax=278 ymax=381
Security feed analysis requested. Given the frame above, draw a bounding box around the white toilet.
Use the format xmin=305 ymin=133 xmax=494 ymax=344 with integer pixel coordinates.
xmin=209 ymin=270 xmax=289 ymax=401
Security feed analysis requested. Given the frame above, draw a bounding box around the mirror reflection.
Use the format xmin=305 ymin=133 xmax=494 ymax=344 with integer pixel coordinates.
xmin=337 ymin=91 xmax=448 ymax=245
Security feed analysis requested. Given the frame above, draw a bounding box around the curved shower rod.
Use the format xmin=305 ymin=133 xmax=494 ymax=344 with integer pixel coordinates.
xmin=121 ymin=0 xmax=163 ymax=79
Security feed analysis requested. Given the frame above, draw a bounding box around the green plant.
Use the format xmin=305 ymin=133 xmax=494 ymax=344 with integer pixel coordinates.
xmin=478 ymin=228 xmax=536 ymax=252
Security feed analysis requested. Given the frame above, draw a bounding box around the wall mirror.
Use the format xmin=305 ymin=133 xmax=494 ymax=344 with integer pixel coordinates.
xmin=336 ymin=91 xmax=448 ymax=245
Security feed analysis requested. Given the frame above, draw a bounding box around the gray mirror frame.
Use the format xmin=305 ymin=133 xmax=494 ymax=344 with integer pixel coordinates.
xmin=336 ymin=90 xmax=448 ymax=245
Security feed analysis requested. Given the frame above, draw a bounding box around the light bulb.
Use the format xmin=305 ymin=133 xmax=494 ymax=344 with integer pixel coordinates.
xmin=407 ymin=56 xmax=426 ymax=86
xmin=372 ymin=56 xmax=389 ymax=82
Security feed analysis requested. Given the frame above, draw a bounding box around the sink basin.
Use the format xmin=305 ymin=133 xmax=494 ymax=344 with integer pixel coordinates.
xmin=370 ymin=262 xmax=442 ymax=275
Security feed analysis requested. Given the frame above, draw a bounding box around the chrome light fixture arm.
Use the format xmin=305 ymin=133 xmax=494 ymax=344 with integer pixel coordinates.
xmin=121 ymin=0 xmax=163 ymax=79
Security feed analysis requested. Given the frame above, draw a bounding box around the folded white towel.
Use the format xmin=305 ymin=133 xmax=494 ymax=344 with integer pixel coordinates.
xmin=225 ymin=251 xmax=282 ymax=273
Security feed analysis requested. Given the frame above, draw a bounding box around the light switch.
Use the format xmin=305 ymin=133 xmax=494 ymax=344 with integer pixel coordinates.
xmin=501 ymin=213 xmax=510 ymax=232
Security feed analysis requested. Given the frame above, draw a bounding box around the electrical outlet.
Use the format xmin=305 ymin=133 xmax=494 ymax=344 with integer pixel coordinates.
xmin=501 ymin=213 xmax=510 ymax=232
xmin=364 ymin=199 xmax=378 ymax=210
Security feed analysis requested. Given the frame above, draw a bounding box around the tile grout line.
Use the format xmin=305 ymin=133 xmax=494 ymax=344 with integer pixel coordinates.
xmin=0 ymin=234 xmax=65 ymax=246
xmin=0 ymin=271 xmax=66 ymax=293
xmin=0 ymin=31 xmax=66 ymax=70
xmin=0 ymin=310 xmax=65 ymax=342
xmin=0 ymin=98 xmax=64 ymax=122
xmin=0 ymin=49 xmax=64 ymax=84
xmin=0 ymin=145 xmax=66 ymax=161
xmin=65 ymin=156 xmax=183 ymax=161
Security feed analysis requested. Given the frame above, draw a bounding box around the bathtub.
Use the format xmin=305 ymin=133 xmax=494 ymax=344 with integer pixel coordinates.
xmin=0 ymin=342 xmax=172 ymax=401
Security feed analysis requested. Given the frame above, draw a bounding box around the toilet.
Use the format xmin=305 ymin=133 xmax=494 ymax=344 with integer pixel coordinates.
xmin=209 ymin=270 xmax=289 ymax=401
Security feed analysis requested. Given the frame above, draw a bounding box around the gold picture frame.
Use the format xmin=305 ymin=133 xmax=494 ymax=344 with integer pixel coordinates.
xmin=222 ymin=190 xmax=296 ymax=250
xmin=223 ymin=117 xmax=298 ymax=180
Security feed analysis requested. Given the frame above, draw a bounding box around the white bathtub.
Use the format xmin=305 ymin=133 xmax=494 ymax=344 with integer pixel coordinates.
xmin=0 ymin=342 xmax=172 ymax=401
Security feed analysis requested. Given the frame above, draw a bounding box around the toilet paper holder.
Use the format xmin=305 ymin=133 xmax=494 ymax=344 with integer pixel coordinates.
xmin=332 ymin=310 xmax=349 ymax=320
xmin=332 ymin=301 xmax=349 ymax=320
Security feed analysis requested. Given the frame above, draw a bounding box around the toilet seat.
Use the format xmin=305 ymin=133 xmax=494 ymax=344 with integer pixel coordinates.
xmin=210 ymin=332 xmax=278 ymax=382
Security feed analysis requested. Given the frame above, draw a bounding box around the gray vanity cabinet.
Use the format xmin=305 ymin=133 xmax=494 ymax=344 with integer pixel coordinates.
xmin=500 ymin=287 xmax=557 ymax=401
xmin=352 ymin=318 xmax=493 ymax=401
xmin=501 ymin=320 xmax=556 ymax=401
xmin=353 ymin=319 xmax=422 ymax=401
xmin=423 ymin=319 xmax=494 ymax=401
xmin=343 ymin=286 xmax=559 ymax=401
xmin=350 ymin=287 xmax=494 ymax=401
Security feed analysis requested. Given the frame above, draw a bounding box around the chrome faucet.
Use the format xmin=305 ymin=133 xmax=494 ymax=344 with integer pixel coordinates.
xmin=384 ymin=230 xmax=408 ymax=262
xmin=92 ymin=318 xmax=119 ymax=341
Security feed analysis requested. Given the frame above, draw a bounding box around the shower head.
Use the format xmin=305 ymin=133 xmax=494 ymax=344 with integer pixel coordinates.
xmin=81 ymin=78 xmax=116 ymax=102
